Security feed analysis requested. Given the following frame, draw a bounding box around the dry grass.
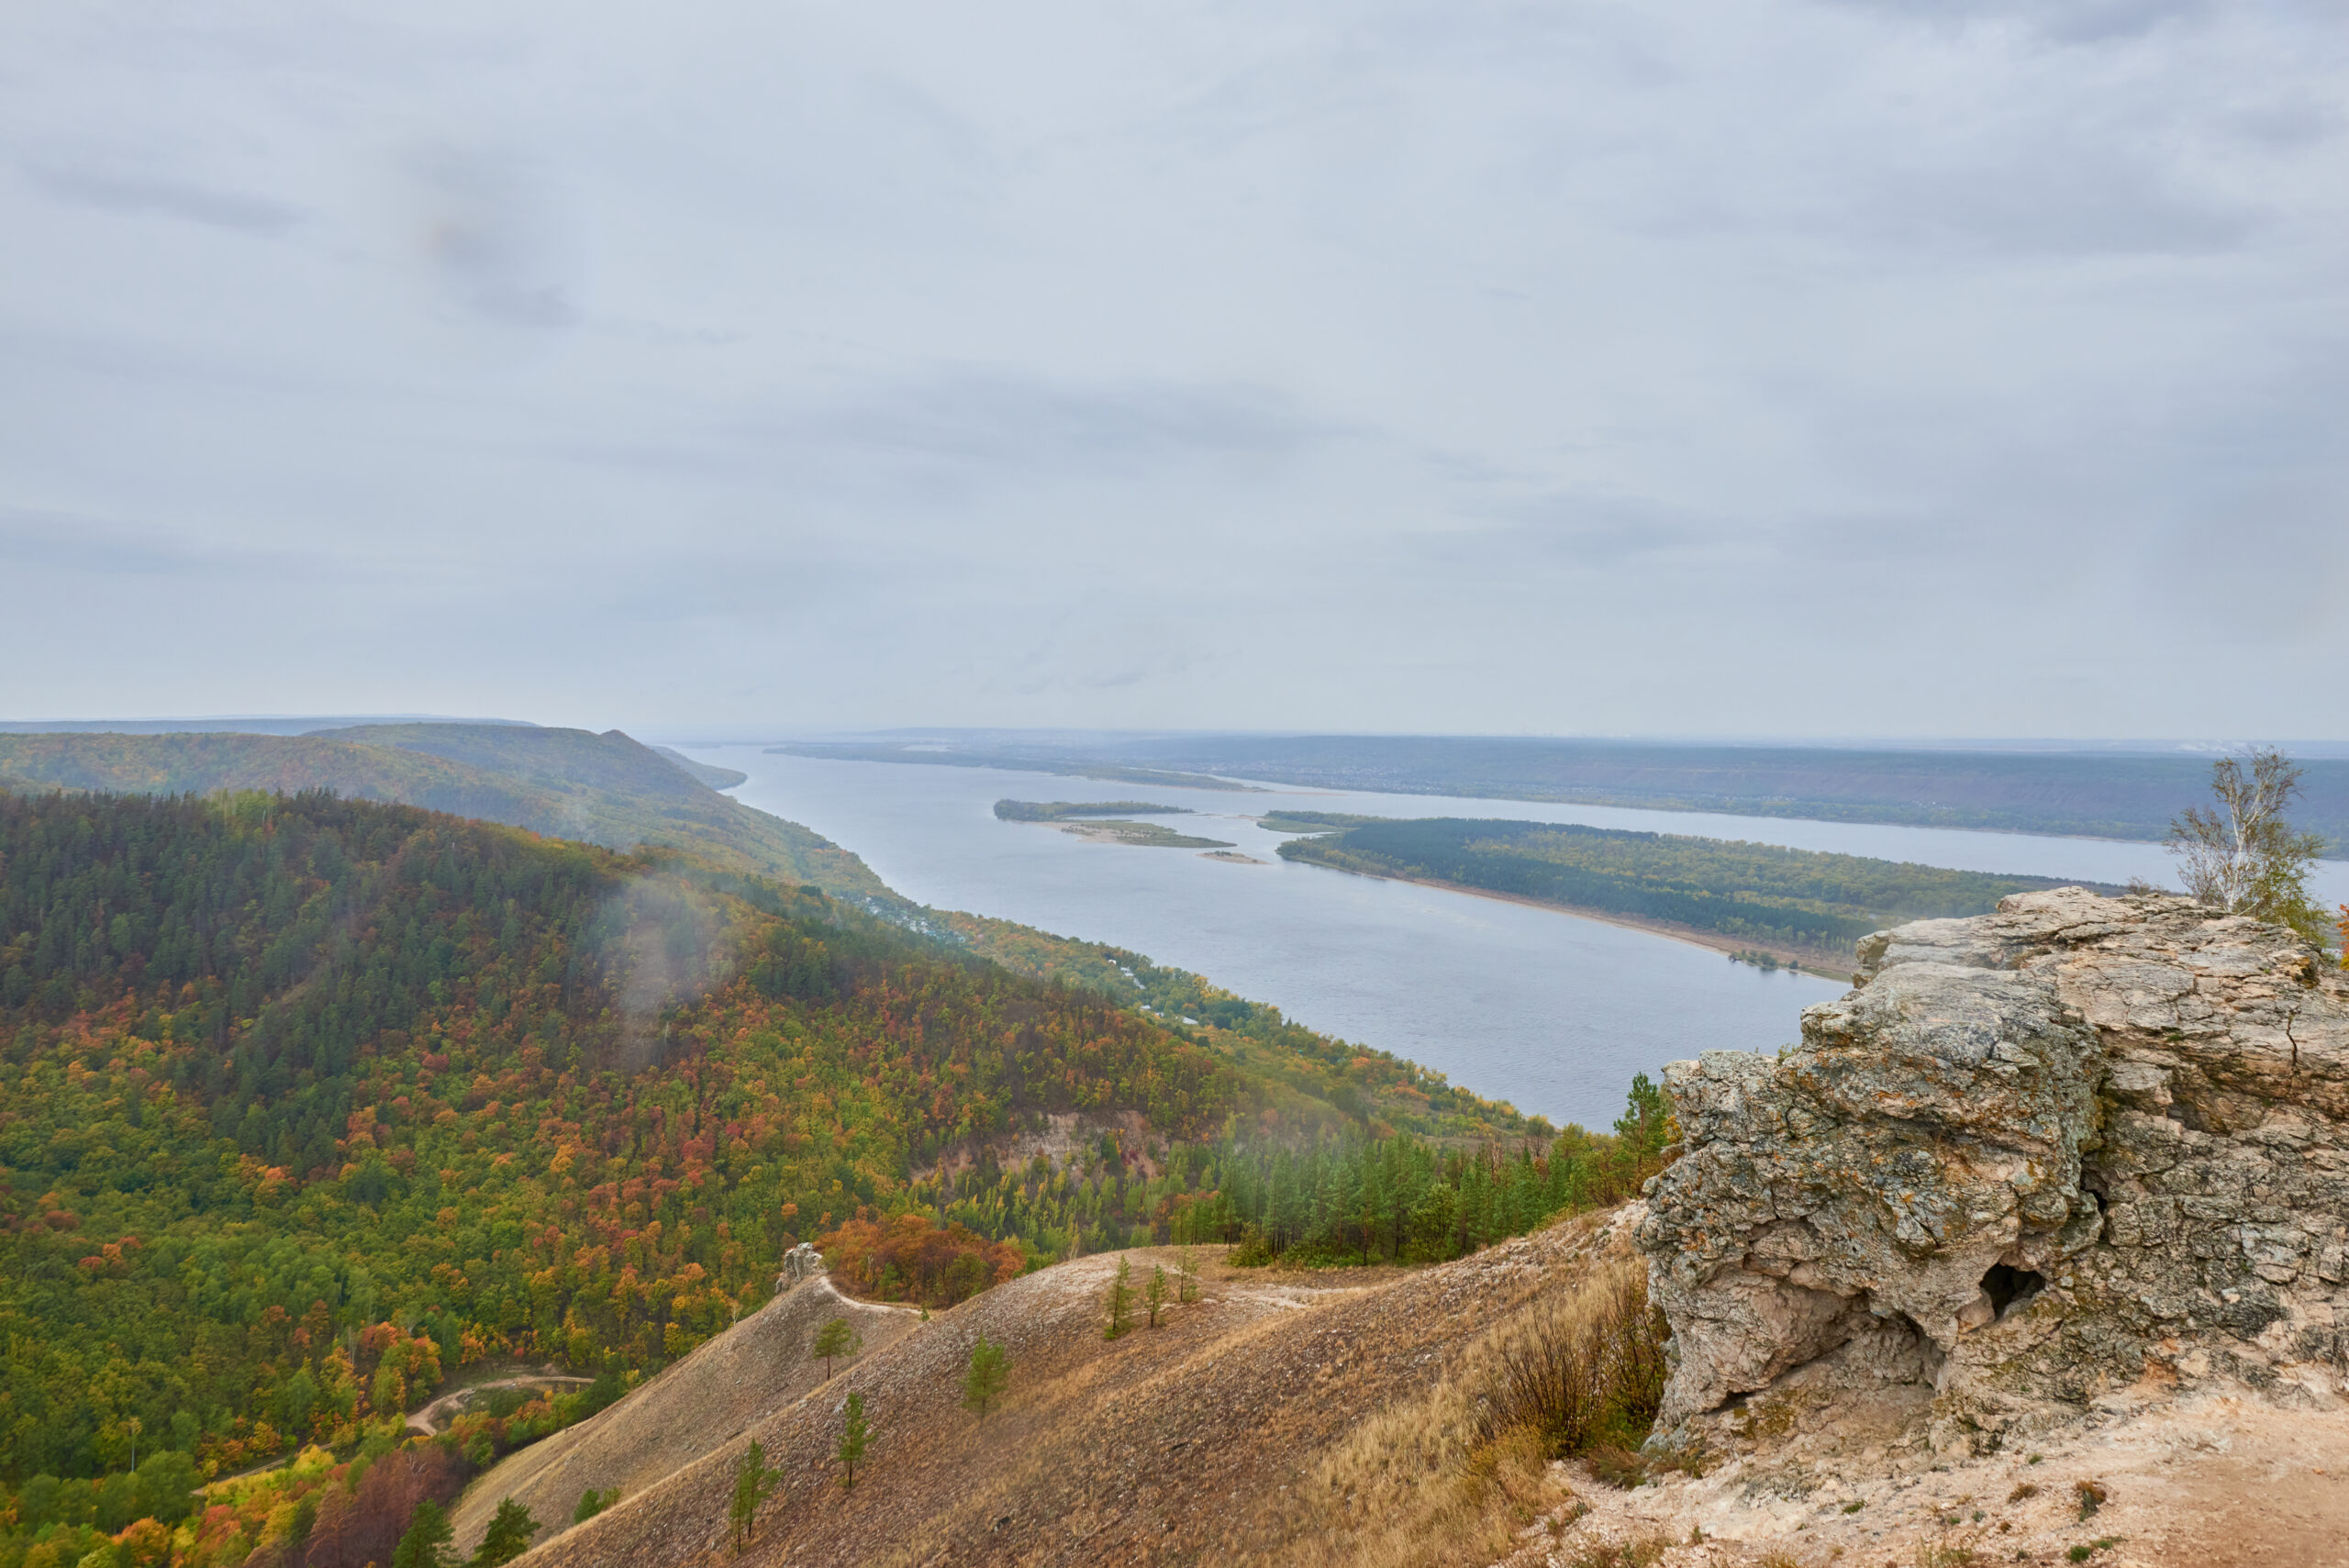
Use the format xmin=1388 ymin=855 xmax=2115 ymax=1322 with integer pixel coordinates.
xmin=1475 ymin=1263 xmax=1668 ymax=1457
xmin=1253 ymin=1253 xmax=1659 ymax=1568
xmin=1912 ymin=1530 xmax=1979 ymax=1568
xmin=1557 ymin=1537 xmax=1675 ymax=1568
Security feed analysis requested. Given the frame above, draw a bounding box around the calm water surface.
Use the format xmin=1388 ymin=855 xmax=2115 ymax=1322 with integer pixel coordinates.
xmin=686 ymin=749 xmax=2348 ymax=1129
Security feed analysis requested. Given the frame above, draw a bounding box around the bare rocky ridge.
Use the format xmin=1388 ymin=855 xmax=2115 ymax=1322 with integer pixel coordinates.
xmin=447 ymin=1275 xmax=917 ymax=1555
xmin=489 ymin=1230 xmax=1608 ymax=1568
xmin=1640 ymin=887 xmax=2349 ymax=1456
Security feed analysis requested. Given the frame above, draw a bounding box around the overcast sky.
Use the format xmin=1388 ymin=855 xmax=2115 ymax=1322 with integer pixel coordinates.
xmin=3 ymin=0 xmax=2344 ymax=739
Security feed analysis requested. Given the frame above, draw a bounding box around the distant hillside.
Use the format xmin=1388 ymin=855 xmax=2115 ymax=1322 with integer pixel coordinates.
xmin=651 ymin=746 xmax=747 ymax=792
xmin=0 ymin=789 xmax=1380 ymax=1488
xmin=0 ymin=726 xmax=880 ymax=899
xmin=809 ymin=733 xmax=2349 ymax=852
xmin=0 ymin=715 xmax=531 ymax=736
xmin=0 ymin=788 xmax=1545 ymax=1500
xmin=768 ymin=740 xmax=1263 ymax=793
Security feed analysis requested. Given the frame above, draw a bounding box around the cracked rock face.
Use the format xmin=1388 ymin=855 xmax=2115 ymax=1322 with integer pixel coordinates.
xmin=1640 ymin=888 xmax=2348 ymax=1448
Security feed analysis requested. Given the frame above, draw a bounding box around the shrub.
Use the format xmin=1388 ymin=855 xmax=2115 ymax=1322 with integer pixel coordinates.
xmin=1228 ymin=1224 xmax=1277 ymax=1268
xmin=1475 ymin=1261 xmax=1667 ymax=1461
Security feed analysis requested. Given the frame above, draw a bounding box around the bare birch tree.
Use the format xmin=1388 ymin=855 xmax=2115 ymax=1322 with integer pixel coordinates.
xmin=2166 ymin=749 xmax=2329 ymax=947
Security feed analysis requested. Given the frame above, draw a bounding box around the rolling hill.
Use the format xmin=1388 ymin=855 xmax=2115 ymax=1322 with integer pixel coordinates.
xmin=0 ymin=726 xmax=883 ymax=900
xmin=462 ymin=1222 xmax=1623 ymax=1568
xmin=444 ymin=1274 xmax=919 ymax=1557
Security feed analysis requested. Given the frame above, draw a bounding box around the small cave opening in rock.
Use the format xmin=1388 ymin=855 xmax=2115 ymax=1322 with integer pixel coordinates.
xmin=1982 ymin=1263 xmax=2045 ymax=1318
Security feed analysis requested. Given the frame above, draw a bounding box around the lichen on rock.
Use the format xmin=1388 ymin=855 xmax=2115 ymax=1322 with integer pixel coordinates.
xmin=1640 ymin=887 xmax=2348 ymax=1454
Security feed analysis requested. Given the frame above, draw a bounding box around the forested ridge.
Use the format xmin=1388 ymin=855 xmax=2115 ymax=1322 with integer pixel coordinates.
xmin=0 ymin=785 xmax=1576 ymax=1566
xmin=0 ymin=728 xmax=881 ymax=903
xmin=1275 ymin=816 xmax=2094 ymax=959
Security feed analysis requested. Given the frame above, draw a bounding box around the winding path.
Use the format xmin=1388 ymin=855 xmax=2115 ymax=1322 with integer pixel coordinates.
xmin=406 ymin=1373 xmax=595 ymax=1436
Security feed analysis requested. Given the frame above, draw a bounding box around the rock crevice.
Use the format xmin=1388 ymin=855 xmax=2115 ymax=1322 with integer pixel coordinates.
xmin=1640 ymin=888 xmax=2348 ymax=1449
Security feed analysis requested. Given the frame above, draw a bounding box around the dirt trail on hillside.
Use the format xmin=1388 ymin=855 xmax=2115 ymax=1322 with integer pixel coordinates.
xmin=449 ymin=1276 xmax=917 ymax=1555
xmin=408 ymin=1374 xmax=594 ymax=1437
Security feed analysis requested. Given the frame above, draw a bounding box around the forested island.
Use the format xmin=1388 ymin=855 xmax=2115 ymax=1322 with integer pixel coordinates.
xmin=991 ymin=800 xmax=1192 ymax=821
xmin=994 ymin=799 xmax=1230 ymax=848
xmin=1056 ymin=819 xmax=1235 ymax=849
xmin=1273 ymin=813 xmax=2105 ymax=964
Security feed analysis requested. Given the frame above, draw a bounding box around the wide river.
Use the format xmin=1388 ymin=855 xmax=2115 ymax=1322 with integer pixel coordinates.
xmin=684 ymin=746 xmax=2348 ymax=1130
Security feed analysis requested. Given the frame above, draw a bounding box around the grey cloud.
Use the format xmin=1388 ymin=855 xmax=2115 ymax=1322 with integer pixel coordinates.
xmin=406 ymin=148 xmax=579 ymax=328
xmin=1 ymin=0 xmax=2343 ymax=737
xmin=763 ymin=373 xmax=1336 ymax=482
xmin=21 ymin=161 xmax=306 ymax=233
xmin=1421 ymin=494 xmax=1715 ymax=573
xmin=1859 ymin=148 xmax=2252 ymax=257
xmin=0 ymin=505 xmax=259 ymax=575
xmin=1827 ymin=0 xmax=2210 ymax=44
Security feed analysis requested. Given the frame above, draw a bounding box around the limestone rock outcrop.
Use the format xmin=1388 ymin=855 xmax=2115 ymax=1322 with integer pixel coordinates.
xmin=1640 ymin=887 xmax=2349 ymax=1450
xmin=776 ymin=1240 xmax=826 ymax=1286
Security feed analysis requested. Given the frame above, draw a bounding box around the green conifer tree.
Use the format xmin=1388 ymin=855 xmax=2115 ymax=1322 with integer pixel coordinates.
xmin=1103 ymin=1257 xmax=1133 ymax=1340
xmin=1142 ymin=1263 xmax=1168 ymax=1328
xmin=836 ymin=1393 xmax=870 ymax=1488
xmin=811 ymin=1318 xmax=861 ymax=1381
xmin=473 ymin=1498 xmax=540 ymax=1568
xmin=962 ymin=1335 xmax=1010 ymax=1418
xmin=391 ymin=1501 xmax=454 ymax=1568
xmin=728 ymin=1439 xmax=781 ymax=1551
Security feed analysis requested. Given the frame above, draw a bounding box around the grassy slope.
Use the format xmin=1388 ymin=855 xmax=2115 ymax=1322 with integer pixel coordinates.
xmin=512 ymin=1220 xmax=1622 ymax=1568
